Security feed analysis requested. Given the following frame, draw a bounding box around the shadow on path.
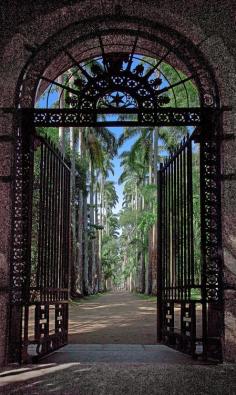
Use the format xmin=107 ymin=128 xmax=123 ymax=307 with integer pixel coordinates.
xmin=69 ymin=291 xmax=157 ymax=344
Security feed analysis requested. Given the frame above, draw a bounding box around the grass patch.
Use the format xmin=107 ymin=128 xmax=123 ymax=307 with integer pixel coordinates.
xmin=69 ymin=292 xmax=105 ymax=305
xmin=134 ymin=292 xmax=157 ymax=302
xmin=190 ymin=288 xmax=201 ymax=300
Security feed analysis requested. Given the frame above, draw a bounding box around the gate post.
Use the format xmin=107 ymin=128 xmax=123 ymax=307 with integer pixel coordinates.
xmin=200 ymin=111 xmax=224 ymax=361
xmin=8 ymin=110 xmax=35 ymax=363
xmin=157 ymin=165 xmax=163 ymax=342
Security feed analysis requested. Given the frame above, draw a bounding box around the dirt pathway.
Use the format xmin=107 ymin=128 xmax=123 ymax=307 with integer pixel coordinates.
xmin=69 ymin=291 xmax=157 ymax=344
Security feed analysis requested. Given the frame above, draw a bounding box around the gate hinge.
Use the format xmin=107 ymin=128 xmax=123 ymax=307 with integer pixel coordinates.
xmin=221 ymin=106 xmax=233 ymax=112
xmin=0 ymin=175 xmax=13 ymax=183
xmin=0 ymin=135 xmax=15 ymax=142
xmin=222 ymin=133 xmax=235 ymax=141
xmin=221 ymin=173 xmax=236 ymax=181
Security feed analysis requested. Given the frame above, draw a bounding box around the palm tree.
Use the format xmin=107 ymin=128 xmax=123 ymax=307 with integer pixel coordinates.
xmin=118 ymin=124 xmax=180 ymax=294
xmin=74 ymin=126 xmax=116 ymax=294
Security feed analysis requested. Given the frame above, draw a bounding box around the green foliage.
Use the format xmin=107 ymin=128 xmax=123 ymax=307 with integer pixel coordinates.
xmin=119 ymin=209 xmax=138 ymax=227
xmin=101 ymin=236 xmax=121 ymax=281
xmin=139 ymin=184 xmax=156 ymax=204
xmin=138 ymin=211 xmax=156 ymax=234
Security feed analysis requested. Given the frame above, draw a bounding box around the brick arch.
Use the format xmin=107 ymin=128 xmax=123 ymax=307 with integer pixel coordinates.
xmin=16 ymin=15 xmax=220 ymax=109
xmin=11 ymin=13 xmax=226 ymax=361
xmin=0 ymin=1 xmax=235 ymax=366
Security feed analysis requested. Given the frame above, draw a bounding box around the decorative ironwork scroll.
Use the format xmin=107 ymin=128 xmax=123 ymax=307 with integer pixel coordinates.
xmin=29 ymin=108 xmax=205 ymax=127
xmin=199 ymin=113 xmax=223 ymax=360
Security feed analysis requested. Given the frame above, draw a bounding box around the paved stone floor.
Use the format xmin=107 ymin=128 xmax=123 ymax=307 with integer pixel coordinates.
xmin=1 ymin=292 xmax=235 ymax=394
xmin=42 ymin=344 xmax=193 ymax=364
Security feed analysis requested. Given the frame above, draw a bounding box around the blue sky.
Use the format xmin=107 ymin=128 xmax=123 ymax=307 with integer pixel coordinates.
xmin=107 ymin=127 xmax=137 ymax=214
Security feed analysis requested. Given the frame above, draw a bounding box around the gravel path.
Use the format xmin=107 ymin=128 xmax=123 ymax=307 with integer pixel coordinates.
xmin=69 ymin=291 xmax=157 ymax=344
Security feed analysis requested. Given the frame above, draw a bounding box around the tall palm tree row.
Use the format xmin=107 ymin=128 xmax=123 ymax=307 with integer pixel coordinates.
xmin=35 ymin=56 xmax=200 ymax=298
xmin=117 ymin=55 xmax=199 ymax=295
xmin=118 ymin=121 xmax=191 ymax=294
xmin=37 ymin=67 xmax=118 ymax=297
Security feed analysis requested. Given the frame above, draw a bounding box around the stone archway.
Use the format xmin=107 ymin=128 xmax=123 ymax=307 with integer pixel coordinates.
xmin=0 ymin=1 xmax=235 ymax=365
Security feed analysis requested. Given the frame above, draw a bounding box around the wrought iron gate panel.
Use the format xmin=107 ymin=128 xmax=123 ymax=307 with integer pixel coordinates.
xmin=10 ymin=124 xmax=71 ymax=363
xmin=157 ymin=129 xmax=223 ymax=361
xmin=158 ymin=135 xmax=200 ymax=357
xmin=27 ymin=134 xmax=70 ymax=361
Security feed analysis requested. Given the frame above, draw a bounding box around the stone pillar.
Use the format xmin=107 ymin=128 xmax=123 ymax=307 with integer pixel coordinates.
xmin=0 ymin=110 xmax=15 ymax=366
xmin=222 ymin=110 xmax=236 ymax=362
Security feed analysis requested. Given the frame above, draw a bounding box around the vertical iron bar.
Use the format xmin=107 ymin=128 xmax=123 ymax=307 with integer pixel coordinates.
xmin=66 ymin=167 xmax=71 ymax=300
xmin=42 ymin=146 xmax=49 ymax=302
xmin=166 ymin=166 xmax=169 ymax=300
xmin=157 ymin=167 xmax=163 ymax=342
xmin=55 ymin=159 xmax=61 ymax=297
xmin=183 ymin=141 xmax=187 ymax=300
xmin=47 ymin=148 xmax=53 ymax=302
xmin=54 ymin=153 xmax=59 ymax=301
xmin=62 ymin=165 xmax=67 ymax=292
xmin=37 ymin=143 xmax=44 ymax=296
xmin=41 ymin=144 xmax=47 ymax=302
xmin=177 ymin=149 xmax=180 ymax=300
xmin=59 ymin=165 xmax=65 ymax=295
xmin=168 ymin=163 xmax=171 ymax=301
xmin=187 ymin=139 xmax=194 ymax=298
xmin=180 ymin=145 xmax=183 ymax=301
xmin=171 ymin=158 xmax=174 ymax=302
xmin=168 ymin=160 xmax=172 ymax=300
xmin=48 ymin=149 xmax=54 ymax=301
xmin=174 ymin=152 xmax=177 ymax=301
xmin=50 ymin=152 xmax=56 ymax=301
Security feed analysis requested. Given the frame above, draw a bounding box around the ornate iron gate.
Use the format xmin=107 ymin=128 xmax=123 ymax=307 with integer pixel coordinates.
xmin=157 ymin=132 xmax=223 ymax=361
xmin=9 ymin=123 xmax=71 ymax=363
xmin=8 ymin=39 xmax=225 ymax=362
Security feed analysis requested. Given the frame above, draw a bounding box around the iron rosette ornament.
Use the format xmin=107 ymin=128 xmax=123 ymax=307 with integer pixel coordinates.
xmin=64 ymin=53 xmax=171 ymax=123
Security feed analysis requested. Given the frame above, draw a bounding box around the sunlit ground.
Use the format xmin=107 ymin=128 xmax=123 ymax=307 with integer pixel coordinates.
xmin=26 ymin=291 xmax=203 ymax=344
xmin=68 ymin=291 xmax=157 ymax=344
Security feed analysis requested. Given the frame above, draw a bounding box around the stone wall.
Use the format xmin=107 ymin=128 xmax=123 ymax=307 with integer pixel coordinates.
xmin=0 ymin=0 xmax=235 ymax=364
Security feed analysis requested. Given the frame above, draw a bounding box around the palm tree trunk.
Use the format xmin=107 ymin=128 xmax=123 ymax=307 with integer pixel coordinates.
xmin=99 ymin=174 xmax=104 ymax=291
xmin=78 ymin=188 xmax=84 ymax=295
xmin=83 ymin=190 xmax=89 ymax=295
xmin=135 ymin=182 xmax=139 ymax=291
xmin=70 ymin=125 xmax=78 ymax=296
xmin=58 ymin=75 xmax=66 ymax=157
xmin=140 ymin=193 xmax=146 ymax=293
xmin=146 ymin=132 xmax=153 ymax=294
xmin=140 ymin=249 xmax=146 ymax=293
xmin=151 ymin=127 xmax=158 ymax=295
xmin=94 ymin=180 xmax=99 ymax=293
xmin=77 ymin=128 xmax=84 ymax=295
xmin=78 ymin=128 xmax=89 ymax=295
xmin=69 ymin=73 xmax=78 ymax=297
